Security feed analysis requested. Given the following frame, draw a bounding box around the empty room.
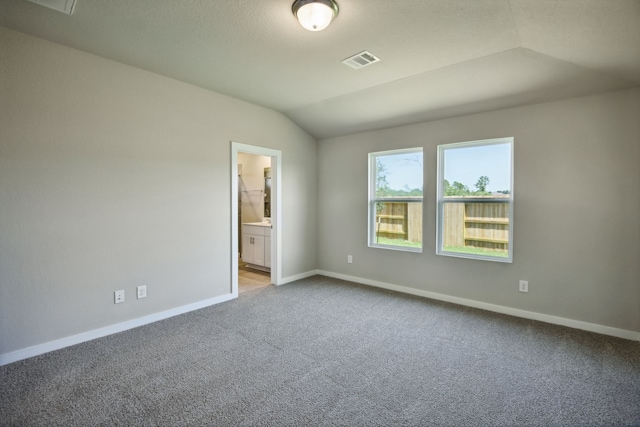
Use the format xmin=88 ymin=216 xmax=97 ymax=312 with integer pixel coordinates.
xmin=1 ymin=1 xmax=639 ymax=426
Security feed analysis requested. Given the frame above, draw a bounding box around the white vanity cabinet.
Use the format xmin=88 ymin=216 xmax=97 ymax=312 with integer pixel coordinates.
xmin=242 ymin=223 xmax=271 ymax=271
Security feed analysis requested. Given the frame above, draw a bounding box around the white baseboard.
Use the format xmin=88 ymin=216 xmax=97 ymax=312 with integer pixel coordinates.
xmin=317 ymin=270 xmax=640 ymax=342
xmin=4 ymin=271 xmax=637 ymax=366
xmin=278 ymin=269 xmax=319 ymax=285
xmin=0 ymin=292 xmax=236 ymax=366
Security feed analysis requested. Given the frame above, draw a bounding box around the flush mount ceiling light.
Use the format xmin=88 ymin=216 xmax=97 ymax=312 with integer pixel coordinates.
xmin=292 ymin=0 xmax=339 ymax=32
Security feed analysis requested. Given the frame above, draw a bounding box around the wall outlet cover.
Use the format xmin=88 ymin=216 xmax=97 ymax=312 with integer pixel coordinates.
xmin=519 ymin=280 xmax=528 ymax=293
xmin=115 ymin=290 xmax=125 ymax=304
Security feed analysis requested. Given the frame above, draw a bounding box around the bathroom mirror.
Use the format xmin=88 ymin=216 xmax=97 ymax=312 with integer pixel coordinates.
xmin=264 ymin=167 xmax=271 ymax=219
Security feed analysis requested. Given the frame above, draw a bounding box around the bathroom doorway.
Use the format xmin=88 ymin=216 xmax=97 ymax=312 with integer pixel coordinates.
xmin=230 ymin=142 xmax=281 ymax=297
xmin=237 ymin=152 xmax=271 ymax=293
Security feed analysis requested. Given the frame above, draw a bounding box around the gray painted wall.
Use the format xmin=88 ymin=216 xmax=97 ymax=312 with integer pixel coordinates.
xmin=1 ymin=25 xmax=638 ymax=359
xmin=0 ymin=28 xmax=317 ymax=355
xmin=318 ymin=89 xmax=640 ymax=333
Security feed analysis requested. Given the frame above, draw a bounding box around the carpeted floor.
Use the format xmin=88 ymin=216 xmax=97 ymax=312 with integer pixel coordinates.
xmin=1 ymin=275 xmax=639 ymax=426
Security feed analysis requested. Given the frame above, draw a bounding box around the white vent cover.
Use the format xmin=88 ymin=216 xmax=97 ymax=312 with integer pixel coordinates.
xmin=26 ymin=0 xmax=77 ymax=15
xmin=342 ymin=51 xmax=380 ymax=70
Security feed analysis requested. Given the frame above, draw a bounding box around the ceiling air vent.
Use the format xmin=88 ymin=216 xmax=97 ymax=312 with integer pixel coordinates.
xmin=26 ymin=0 xmax=77 ymax=15
xmin=342 ymin=51 xmax=380 ymax=70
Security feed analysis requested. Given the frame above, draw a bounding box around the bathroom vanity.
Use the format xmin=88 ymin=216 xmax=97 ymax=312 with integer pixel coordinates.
xmin=242 ymin=222 xmax=271 ymax=272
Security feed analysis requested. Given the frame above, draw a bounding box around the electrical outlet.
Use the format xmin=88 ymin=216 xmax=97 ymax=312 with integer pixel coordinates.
xmin=519 ymin=280 xmax=528 ymax=293
xmin=114 ymin=290 xmax=125 ymax=304
xmin=137 ymin=285 xmax=147 ymax=299
xmin=347 ymin=255 xmax=353 ymax=264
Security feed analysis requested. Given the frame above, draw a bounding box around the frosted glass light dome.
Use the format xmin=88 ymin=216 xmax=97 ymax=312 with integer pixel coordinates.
xmin=292 ymin=0 xmax=339 ymax=32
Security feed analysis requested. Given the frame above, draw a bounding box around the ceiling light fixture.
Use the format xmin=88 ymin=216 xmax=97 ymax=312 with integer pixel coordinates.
xmin=292 ymin=0 xmax=339 ymax=32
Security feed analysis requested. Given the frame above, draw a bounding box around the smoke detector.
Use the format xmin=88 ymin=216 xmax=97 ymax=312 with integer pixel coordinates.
xmin=26 ymin=0 xmax=77 ymax=15
xmin=342 ymin=51 xmax=380 ymax=70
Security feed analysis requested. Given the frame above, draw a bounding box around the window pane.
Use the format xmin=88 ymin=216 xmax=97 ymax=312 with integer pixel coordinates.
xmin=443 ymin=142 xmax=511 ymax=197
xmin=375 ymin=152 xmax=423 ymax=198
xmin=437 ymin=138 xmax=513 ymax=262
xmin=369 ymin=148 xmax=423 ymax=252
xmin=373 ymin=201 xmax=422 ymax=249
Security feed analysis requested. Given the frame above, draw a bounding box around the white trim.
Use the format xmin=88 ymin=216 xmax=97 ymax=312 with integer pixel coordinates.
xmin=4 ymin=272 xmax=637 ymax=366
xmin=436 ymin=137 xmax=514 ymax=263
xmin=0 ymin=293 xmax=236 ymax=366
xmin=368 ymin=147 xmax=424 ymax=253
xmin=231 ymin=142 xmax=282 ymax=294
xmin=279 ymin=269 xmax=320 ymax=285
xmin=317 ymin=270 xmax=640 ymax=342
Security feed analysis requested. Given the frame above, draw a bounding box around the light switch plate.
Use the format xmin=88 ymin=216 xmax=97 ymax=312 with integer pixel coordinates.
xmin=137 ymin=285 xmax=147 ymax=299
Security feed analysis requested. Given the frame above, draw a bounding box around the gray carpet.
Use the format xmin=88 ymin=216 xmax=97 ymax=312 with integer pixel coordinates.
xmin=1 ymin=275 xmax=639 ymax=426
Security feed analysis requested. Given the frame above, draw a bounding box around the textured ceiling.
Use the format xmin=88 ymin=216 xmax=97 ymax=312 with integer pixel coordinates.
xmin=1 ymin=0 xmax=639 ymax=139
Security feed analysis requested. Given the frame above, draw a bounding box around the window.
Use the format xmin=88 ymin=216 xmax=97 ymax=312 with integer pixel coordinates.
xmin=437 ymin=138 xmax=513 ymax=262
xmin=369 ymin=148 xmax=423 ymax=252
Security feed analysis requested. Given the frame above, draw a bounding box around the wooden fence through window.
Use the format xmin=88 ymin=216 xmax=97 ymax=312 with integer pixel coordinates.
xmin=375 ymin=201 xmax=509 ymax=252
xmin=375 ymin=201 xmax=422 ymax=243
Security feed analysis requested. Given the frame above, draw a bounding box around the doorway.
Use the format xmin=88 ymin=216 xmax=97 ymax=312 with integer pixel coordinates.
xmin=231 ymin=142 xmax=281 ymax=297
xmin=237 ymin=152 xmax=271 ymax=293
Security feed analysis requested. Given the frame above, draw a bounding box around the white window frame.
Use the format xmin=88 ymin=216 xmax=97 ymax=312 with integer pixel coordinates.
xmin=436 ymin=137 xmax=514 ymax=263
xmin=368 ymin=147 xmax=423 ymax=253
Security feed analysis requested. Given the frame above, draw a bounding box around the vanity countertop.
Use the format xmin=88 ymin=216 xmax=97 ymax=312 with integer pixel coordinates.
xmin=243 ymin=222 xmax=271 ymax=227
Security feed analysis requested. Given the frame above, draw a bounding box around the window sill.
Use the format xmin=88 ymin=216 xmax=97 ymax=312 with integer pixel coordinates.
xmin=369 ymin=243 xmax=423 ymax=253
xmin=437 ymin=250 xmax=512 ymax=263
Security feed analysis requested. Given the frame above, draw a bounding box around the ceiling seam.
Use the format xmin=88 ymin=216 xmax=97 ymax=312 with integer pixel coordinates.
xmin=285 ymin=46 xmax=639 ymax=115
xmin=284 ymin=47 xmax=527 ymax=114
xmin=507 ymin=0 xmax=524 ymax=48
xmin=518 ymin=48 xmax=639 ymax=87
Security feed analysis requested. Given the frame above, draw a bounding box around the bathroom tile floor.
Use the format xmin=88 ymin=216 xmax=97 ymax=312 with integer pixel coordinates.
xmin=238 ymin=260 xmax=271 ymax=293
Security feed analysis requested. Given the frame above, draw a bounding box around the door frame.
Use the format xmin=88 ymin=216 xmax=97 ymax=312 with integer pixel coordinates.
xmin=231 ymin=141 xmax=282 ymax=296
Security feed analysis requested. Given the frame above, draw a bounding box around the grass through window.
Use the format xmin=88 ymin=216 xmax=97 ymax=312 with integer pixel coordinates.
xmin=443 ymin=246 xmax=509 ymax=257
xmin=376 ymin=237 xmax=422 ymax=249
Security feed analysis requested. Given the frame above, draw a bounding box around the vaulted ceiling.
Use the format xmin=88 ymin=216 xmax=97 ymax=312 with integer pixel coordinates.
xmin=2 ymin=0 xmax=639 ymax=139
